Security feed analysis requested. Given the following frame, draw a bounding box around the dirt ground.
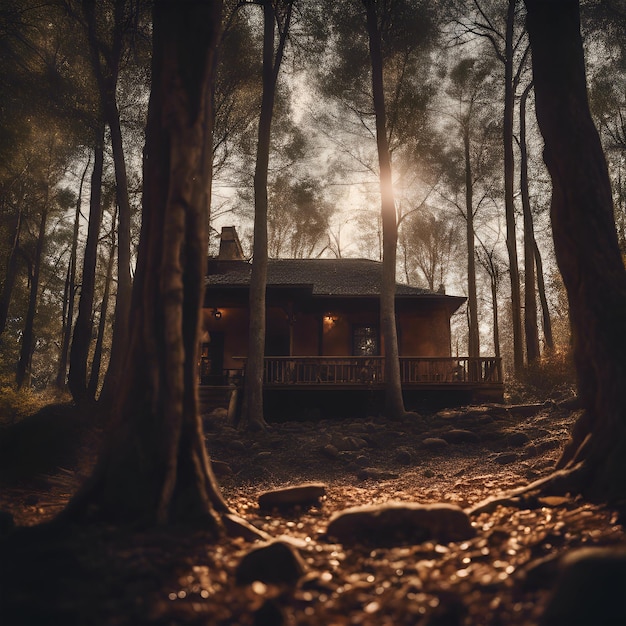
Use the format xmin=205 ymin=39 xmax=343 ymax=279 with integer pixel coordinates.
xmin=0 ymin=398 xmax=624 ymax=625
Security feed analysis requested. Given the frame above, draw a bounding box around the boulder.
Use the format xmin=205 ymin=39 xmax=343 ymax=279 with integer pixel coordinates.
xmin=422 ymin=437 xmax=449 ymax=450
xmin=326 ymin=501 xmax=475 ymax=546
xmin=235 ymin=540 xmax=306 ymax=586
xmin=540 ymin=548 xmax=626 ymax=625
xmin=258 ymin=483 xmax=326 ymax=509
xmin=442 ymin=429 xmax=480 ymax=444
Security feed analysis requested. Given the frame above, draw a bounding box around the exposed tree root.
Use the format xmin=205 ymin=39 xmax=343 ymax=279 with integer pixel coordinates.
xmin=468 ymin=463 xmax=590 ymax=516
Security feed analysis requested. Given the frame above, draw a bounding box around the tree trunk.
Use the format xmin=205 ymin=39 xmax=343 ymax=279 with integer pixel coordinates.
xmin=57 ymin=154 xmax=90 ymax=389
xmin=519 ymin=81 xmax=541 ymax=363
xmin=79 ymin=0 xmax=133 ymax=408
xmin=534 ymin=238 xmax=554 ymax=350
xmin=464 ymin=124 xmax=480 ymax=359
xmin=17 ymin=198 xmax=48 ymax=389
xmin=240 ymin=0 xmax=292 ymax=430
xmin=504 ymin=0 xmax=524 ymax=371
xmin=525 ymin=0 xmax=626 ymax=501
xmin=64 ymin=0 xmax=234 ymax=527
xmin=98 ymin=97 xmax=133 ymax=406
xmin=0 ymin=203 xmax=22 ymax=338
xmin=68 ymin=128 xmax=104 ymax=402
xmin=88 ymin=205 xmax=117 ymax=399
xmin=364 ymin=0 xmax=405 ymax=418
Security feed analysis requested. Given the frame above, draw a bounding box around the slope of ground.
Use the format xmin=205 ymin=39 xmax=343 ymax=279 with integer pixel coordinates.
xmin=0 ymin=399 xmax=624 ymax=625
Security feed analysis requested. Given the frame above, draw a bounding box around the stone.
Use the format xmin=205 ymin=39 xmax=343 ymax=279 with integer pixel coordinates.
xmin=356 ymin=467 xmax=399 ymax=481
xmin=423 ymin=468 xmax=435 ymax=478
xmin=258 ymin=483 xmax=326 ymax=509
xmin=210 ymin=460 xmax=233 ymax=476
xmin=256 ymin=451 xmax=273 ymax=460
xmin=442 ymin=429 xmax=480 ymax=444
xmin=320 ymin=444 xmax=340 ymax=459
xmin=326 ymin=502 xmax=476 ymax=546
xmin=394 ymin=447 xmax=413 ymax=465
xmin=422 ymin=437 xmax=449 ymax=450
xmin=493 ymin=452 xmax=518 ymax=465
xmin=540 ymin=548 xmax=626 ymax=625
xmin=235 ymin=540 xmax=306 ymax=586
xmin=508 ymin=431 xmax=531 ymax=447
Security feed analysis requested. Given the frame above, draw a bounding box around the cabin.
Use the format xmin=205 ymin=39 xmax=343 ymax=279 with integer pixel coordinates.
xmin=202 ymin=227 xmax=503 ymax=416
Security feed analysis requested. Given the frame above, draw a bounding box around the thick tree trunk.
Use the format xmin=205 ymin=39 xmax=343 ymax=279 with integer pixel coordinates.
xmin=240 ymin=0 xmax=292 ymax=430
xmin=526 ymin=0 xmax=626 ymax=501
xmin=519 ymin=81 xmax=541 ymax=363
xmin=464 ymin=125 xmax=480 ymax=359
xmin=17 ymin=200 xmax=48 ymax=389
xmin=63 ymin=0 xmax=233 ymax=527
xmin=364 ymin=0 xmax=405 ymax=418
xmin=0 ymin=204 xmax=22 ymax=338
xmin=504 ymin=0 xmax=524 ymax=371
xmin=68 ymin=134 xmax=104 ymax=402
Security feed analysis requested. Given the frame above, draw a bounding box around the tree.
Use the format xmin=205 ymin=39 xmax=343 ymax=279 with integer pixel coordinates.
xmin=268 ymin=174 xmax=332 ymax=258
xmin=239 ymin=0 xmax=293 ymax=431
xmin=518 ymin=80 xmax=541 ymax=363
xmin=452 ymin=0 xmax=529 ymax=370
xmin=475 ymin=0 xmax=626 ymax=509
xmin=68 ymin=126 xmax=105 ymax=401
xmin=398 ymin=208 xmax=459 ymax=291
xmin=63 ymin=0 xmax=249 ymax=527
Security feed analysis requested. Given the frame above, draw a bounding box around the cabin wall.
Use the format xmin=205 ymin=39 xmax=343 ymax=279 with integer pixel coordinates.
xmin=398 ymin=306 xmax=451 ymax=357
xmin=202 ymin=301 xmax=453 ymax=370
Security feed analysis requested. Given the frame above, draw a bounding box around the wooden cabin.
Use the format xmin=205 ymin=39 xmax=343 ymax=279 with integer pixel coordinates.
xmin=202 ymin=227 xmax=503 ymax=415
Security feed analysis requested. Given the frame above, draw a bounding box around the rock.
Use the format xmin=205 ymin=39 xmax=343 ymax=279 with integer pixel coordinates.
xmin=394 ymin=447 xmax=413 ymax=465
xmin=258 ymin=483 xmax=326 ymax=509
xmin=210 ymin=460 xmax=233 ymax=476
xmin=508 ymin=432 xmax=531 ymax=447
xmin=422 ymin=437 xmax=449 ymax=450
xmin=320 ymin=443 xmax=340 ymax=459
xmin=256 ymin=451 xmax=273 ymax=460
xmin=442 ymin=429 xmax=480 ymax=444
xmin=326 ymin=502 xmax=475 ymax=546
xmin=493 ymin=452 xmax=518 ymax=465
xmin=540 ymin=548 xmax=626 ymax=625
xmin=235 ymin=540 xmax=306 ymax=586
xmin=331 ymin=435 xmax=368 ymax=451
xmin=228 ymin=439 xmax=247 ymax=452
xmin=423 ymin=468 xmax=435 ymax=478
xmin=356 ymin=467 xmax=399 ymax=481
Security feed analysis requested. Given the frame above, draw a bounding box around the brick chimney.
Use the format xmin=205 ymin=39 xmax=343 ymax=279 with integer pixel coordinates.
xmin=218 ymin=226 xmax=244 ymax=260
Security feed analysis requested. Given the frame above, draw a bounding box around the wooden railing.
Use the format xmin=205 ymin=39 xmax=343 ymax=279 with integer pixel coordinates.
xmin=233 ymin=356 xmax=502 ymax=387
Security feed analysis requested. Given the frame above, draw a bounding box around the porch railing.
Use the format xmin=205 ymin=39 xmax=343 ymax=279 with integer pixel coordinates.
xmin=232 ymin=356 xmax=502 ymax=386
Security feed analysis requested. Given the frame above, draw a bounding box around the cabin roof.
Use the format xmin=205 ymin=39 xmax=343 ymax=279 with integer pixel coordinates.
xmin=207 ymin=258 xmax=463 ymax=304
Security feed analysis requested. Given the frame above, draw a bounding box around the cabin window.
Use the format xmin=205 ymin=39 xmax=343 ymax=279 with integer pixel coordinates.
xmin=353 ymin=325 xmax=379 ymax=356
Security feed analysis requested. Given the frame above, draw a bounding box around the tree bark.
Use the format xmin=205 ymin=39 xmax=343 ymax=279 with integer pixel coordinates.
xmin=63 ymin=0 xmax=235 ymax=527
xmin=519 ymin=81 xmax=541 ymax=363
xmin=0 ymin=203 xmax=22 ymax=338
xmin=88 ymin=205 xmax=117 ymax=399
xmin=504 ymin=0 xmax=524 ymax=371
xmin=525 ymin=0 xmax=626 ymax=501
xmin=240 ymin=0 xmax=292 ymax=430
xmin=464 ymin=124 xmax=480 ymax=359
xmin=364 ymin=0 xmax=405 ymax=418
xmin=68 ymin=127 xmax=104 ymax=402
xmin=534 ymin=238 xmax=554 ymax=350
xmin=57 ymin=154 xmax=91 ymax=389
xmin=17 ymin=195 xmax=49 ymax=388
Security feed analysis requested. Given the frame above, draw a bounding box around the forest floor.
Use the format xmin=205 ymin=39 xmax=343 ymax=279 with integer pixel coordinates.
xmin=0 ymin=392 xmax=625 ymax=625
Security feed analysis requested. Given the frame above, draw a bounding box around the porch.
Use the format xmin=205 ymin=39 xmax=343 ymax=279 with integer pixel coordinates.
xmin=229 ymin=355 xmax=502 ymax=392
